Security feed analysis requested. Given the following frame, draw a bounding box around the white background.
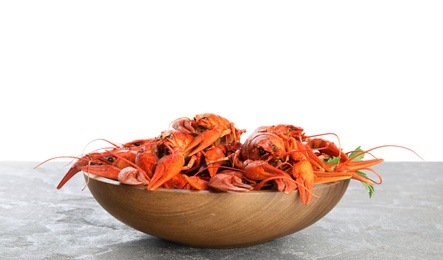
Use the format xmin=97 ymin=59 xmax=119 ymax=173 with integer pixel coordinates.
xmin=1 ymin=1 xmax=441 ymax=162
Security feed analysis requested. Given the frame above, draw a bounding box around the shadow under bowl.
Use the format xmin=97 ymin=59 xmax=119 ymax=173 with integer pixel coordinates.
xmin=84 ymin=173 xmax=350 ymax=248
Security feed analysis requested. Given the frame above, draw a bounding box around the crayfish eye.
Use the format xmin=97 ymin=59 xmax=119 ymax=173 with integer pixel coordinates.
xmin=132 ymin=142 xmax=141 ymax=147
xmin=259 ymin=147 xmax=269 ymax=157
xmin=104 ymin=156 xmax=115 ymax=163
xmin=271 ymin=144 xmax=277 ymax=152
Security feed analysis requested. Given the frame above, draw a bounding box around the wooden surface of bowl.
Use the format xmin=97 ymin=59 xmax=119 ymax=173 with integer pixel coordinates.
xmin=84 ymin=173 xmax=350 ymax=248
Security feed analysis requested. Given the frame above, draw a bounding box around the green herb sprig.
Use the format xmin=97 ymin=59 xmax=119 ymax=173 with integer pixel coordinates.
xmin=324 ymin=146 xmax=375 ymax=198
xmin=349 ymin=146 xmax=375 ymax=198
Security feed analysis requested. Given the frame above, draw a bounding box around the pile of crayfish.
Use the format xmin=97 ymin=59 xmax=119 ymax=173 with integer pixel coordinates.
xmin=36 ymin=113 xmax=406 ymax=205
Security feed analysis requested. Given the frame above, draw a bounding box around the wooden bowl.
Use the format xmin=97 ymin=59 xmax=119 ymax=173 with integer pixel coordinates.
xmin=84 ymin=173 xmax=350 ymax=248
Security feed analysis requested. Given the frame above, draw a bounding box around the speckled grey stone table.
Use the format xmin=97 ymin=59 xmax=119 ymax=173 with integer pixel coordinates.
xmin=1 ymin=162 xmax=442 ymax=259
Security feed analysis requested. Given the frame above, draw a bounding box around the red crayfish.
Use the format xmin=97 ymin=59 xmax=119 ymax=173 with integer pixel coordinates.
xmin=35 ymin=113 xmax=422 ymax=204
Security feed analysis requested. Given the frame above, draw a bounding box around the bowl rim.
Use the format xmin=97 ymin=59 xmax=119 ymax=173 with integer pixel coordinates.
xmin=83 ymin=172 xmax=344 ymax=194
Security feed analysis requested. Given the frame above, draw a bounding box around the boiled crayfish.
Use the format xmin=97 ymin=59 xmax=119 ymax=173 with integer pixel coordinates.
xmin=35 ymin=113 xmax=422 ymax=204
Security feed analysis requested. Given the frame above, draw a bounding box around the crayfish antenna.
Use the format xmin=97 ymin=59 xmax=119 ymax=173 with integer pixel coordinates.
xmin=305 ymin=132 xmax=345 ymax=160
xmin=34 ymin=155 xmax=83 ymax=169
xmin=83 ymin=138 xmax=120 ymax=149
xmin=342 ymin=144 xmax=423 ymax=187
xmin=81 ymin=138 xmax=120 ymax=157
xmin=355 ymin=166 xmax=383 ymax=185
xmin=347 ymin=144 xmax=425 ymax=162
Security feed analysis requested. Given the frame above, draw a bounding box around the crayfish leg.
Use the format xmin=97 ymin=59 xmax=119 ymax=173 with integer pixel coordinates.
xmin=314 ymin=172 xmax=353 ymax=184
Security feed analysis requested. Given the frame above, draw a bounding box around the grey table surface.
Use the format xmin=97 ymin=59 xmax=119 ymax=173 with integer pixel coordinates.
xmin=1 ymin=161 xmax=442 ymax=259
